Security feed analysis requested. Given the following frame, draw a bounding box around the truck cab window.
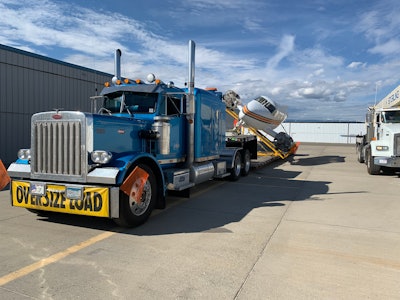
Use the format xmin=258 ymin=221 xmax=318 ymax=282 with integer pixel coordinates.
xmin=382 ymin=111 xmax=400 ymax=123
xmin=103 ymin=95 xmax=122 ymax=113
xmin=161 ymin=94 xmax=186 ymax=116
xmin=103 ymin=92 xmax=158 ymax=114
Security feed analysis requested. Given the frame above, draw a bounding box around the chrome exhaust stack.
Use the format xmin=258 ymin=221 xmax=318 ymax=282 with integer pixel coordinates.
xmin=112 ymin=49 xmax=122 ymax=85
xmin=186 ymin=40 xmax=196 ymax=169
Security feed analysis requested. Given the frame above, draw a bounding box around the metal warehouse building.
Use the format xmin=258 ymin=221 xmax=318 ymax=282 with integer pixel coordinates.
xmin=0 ymin=44 xmax=111 ymax=167
xmin=277 ymin=122 xmax=365 ymax=144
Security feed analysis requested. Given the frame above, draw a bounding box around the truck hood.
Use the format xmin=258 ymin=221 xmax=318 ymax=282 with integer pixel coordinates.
xmin=382 ymin=123 xmax=400 ymax=134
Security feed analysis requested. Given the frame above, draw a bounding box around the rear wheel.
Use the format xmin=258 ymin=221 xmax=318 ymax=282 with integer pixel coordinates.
xmin=241 ymin=149 xmax=251 ymax=176
xmin=229 ymin=151 xmax=242 ymax=181
xmin=366 ymin=148 xmax=380 ymax=175
xmin=114 ymin=164 xmax=157 ymax=227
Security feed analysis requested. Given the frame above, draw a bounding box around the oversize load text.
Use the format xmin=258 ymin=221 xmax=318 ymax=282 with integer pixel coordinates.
xmin=12 ymin=182 xmax=109 ymax=217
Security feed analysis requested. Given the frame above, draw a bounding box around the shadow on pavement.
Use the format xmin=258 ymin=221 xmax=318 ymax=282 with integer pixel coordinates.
xmin=289 ymin=155 xmax=345 ymax=166
xmin=35 ymin=154 xmax=358 ymax=235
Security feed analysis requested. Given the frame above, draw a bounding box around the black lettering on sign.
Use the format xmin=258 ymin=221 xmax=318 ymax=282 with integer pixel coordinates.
xmin=75 ymin=199 xmax=83 ymax=210
xmin=22 ymin=187 xmax=29 ymax=204
xmin=35 ymin=195 xmax=42 ymax=206
xmin=60 ymin=193 xmax=66 ymax=209
xmin=16 ymin=186 xmax=24 ymax=203
xmin=84 ymin=192 xmax=93 ymax=211
xmin=69 ymin=199 xmax=75 ymax=210
xmin=93 ymin=193 xmax=102 ymax=212
xmin=50 ymin=192 xmax=60 ymax=208
xmin=16 ymin=186 xmax=30 ymax=204
xmin=31 ymin=194 xmax=42 ymax=206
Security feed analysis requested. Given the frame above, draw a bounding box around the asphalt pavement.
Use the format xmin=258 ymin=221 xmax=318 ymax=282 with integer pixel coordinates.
xmin=1 ymin=143 xmax=399 ymax=299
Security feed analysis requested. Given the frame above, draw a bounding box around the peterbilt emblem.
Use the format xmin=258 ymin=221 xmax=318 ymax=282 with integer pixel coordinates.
xmin=52 ymin=108 xmax=63 ymax=119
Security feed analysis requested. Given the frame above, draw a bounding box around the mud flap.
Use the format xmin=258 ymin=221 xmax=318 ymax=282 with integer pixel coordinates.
xmin=120 ymin=166 xmax=149 ymax=203
xmin=0 ymin=160 xmax=11 ymax=191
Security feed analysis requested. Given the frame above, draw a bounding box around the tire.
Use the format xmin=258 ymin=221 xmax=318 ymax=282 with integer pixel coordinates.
xmin=241 ymin=149 xmax=251 ymax=176
xmin=114 ymin=164 xmax=157 ymax=227
xmin=366 ymin=148 xmax=380 ymax=175
xmin=229 ymin=151 xmax=242 ymax=181
xmin=357 ymin=145 xmax=364 ymax=163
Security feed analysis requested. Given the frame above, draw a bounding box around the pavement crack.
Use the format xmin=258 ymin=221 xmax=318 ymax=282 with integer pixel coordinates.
xmin=233 ymin=197 xmax=294 ymax=299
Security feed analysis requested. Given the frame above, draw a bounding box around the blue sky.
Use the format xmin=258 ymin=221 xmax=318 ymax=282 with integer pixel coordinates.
xmin=1 ymin=0 xmax=400 ymax=121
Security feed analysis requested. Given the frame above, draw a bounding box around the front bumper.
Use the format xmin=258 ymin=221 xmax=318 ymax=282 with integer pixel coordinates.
xmin=374 ymin=156 xmax=400 ymax=168
xmin=10 ymin=180 xmax=120 ymax=218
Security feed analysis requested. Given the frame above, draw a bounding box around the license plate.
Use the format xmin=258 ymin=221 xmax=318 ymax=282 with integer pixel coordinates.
xmin=11 ymin=181 xmax=110 ymax=217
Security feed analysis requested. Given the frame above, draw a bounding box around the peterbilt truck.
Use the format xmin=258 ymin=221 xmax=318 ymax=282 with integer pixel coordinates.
xmin=7 ymin=40 xmax=260 ymax=227
xmin=356 ymin=83 xmax=400 ymax=175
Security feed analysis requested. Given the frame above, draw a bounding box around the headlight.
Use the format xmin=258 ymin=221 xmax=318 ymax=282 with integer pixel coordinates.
xmin=91 ymin=150 xmax=112 ymax=164
xmin=18 ymin=149 xmax=31 ymax=160
xmin=376 ymin=146 xmax=389 ymax=151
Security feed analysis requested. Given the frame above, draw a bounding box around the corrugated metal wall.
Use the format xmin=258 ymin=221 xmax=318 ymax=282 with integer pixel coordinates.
xmin=0 ymin=44 xmax=111 ymax=167
xmin=277 ymin=122 xmax=365 ymax=144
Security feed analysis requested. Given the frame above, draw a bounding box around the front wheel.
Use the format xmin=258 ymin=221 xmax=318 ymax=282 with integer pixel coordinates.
xmin=366 ymin=148 xmax=380 ymax=175
xmin=357 ymin=145 xmax=364 ymax=163
xmin=114 ymin=164 xmax=157 ymax=227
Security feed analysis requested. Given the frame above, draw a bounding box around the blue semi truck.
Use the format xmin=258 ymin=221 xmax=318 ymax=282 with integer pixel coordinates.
xmin=7 ymin=40 xmax=257 ymax=227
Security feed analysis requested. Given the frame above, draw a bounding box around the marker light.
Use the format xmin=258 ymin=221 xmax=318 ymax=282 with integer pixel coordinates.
xmin=18 ymin=149 xmax=31 ymax=160
xmin=104 ymin=82 xmax=110 ymax=87
xmin=116 ymin=79 xmax=122 ymax=85
xmin=91 ymin=151 xmax=112 ymax=164
xmin=376 ymin=146 xmax=389 ymax=151
xmin=135 ymin=79 xmax=143 ymax=84
xmin=124 ymin=78 xmax=130 ymax=84
xmin=146 ymin=73 xmax=156 ymax=83
xmin=155 ymin=79 xmax=161 ymax=85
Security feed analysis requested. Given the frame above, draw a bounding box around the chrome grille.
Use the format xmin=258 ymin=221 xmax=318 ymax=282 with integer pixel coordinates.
xmin=395 ymin=133 xmax=400 ymax=156
xmin=33 ymin=120 xmax=82 ymax=175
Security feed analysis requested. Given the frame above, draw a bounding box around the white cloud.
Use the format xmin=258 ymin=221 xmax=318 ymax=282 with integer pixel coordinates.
xmin=356 ymin=1 xmax=400 ymax=57
xmin=267 ymin=35 xmax=295 ymax=69
xmin=369 ymin=39 xmax=400 ymax=56
xmin=1 ymin=0 xmax=400 ymax=121
xmin=347 ymin=62 xmax=367 ymax=69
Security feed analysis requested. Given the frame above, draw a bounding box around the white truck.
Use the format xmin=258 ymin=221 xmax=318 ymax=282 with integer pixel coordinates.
xmin=356 ymin=84 xmax=400 ymax=174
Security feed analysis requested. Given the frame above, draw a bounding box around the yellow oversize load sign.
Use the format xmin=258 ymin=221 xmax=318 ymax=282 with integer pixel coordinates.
xmin=11 ymin=181 xmax=110 ymax=217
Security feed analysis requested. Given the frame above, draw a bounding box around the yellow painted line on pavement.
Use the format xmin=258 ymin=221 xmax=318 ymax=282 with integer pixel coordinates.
xmin=0 ymin=181 xmax=222 ymax=286
xmin=0 ymin=231 xmax=116 ymax=286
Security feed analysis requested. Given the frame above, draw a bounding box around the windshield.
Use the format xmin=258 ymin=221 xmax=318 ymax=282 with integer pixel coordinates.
xmin=382 ymin=110 xmax=400 ymax=123
xmin=103 ymin=92 xmax=158 ymax=114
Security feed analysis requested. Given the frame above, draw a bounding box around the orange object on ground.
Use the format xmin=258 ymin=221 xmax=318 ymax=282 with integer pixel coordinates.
xmin=120 ymin=166 xmax=149 ymax=204
xmin=0 ymin=160 xmax=11 ymax=191
xmin=291 ymin=142 xmax=301 ymax=154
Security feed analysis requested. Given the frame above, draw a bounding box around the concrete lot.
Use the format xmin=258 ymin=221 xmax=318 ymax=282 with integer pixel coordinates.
xmin=0 ymin=143 xmax=399 ymax=299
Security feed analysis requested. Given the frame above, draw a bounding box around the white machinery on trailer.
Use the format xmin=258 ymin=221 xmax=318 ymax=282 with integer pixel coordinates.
xmin=223 ymin=90 xmax=298 ymax=159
